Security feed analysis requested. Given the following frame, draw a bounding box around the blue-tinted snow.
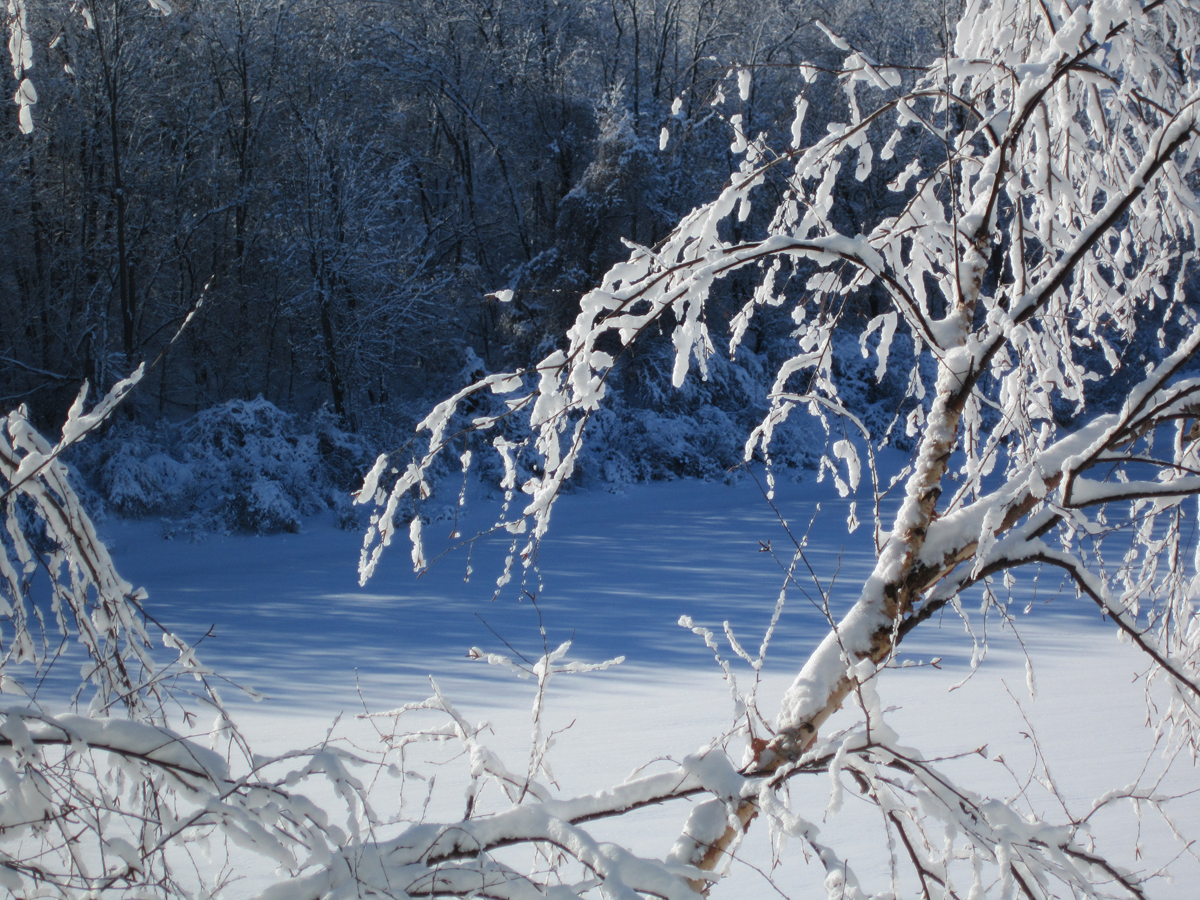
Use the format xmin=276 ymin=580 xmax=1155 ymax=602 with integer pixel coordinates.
xmin=72 ymin=469 xmax=1199 ymax=900
xmin=94 ymin=464 xmax=1097 ymax=708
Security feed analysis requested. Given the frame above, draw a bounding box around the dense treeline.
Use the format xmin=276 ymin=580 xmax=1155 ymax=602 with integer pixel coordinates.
xmin=2 ymin=0 xmax=948 ymax=436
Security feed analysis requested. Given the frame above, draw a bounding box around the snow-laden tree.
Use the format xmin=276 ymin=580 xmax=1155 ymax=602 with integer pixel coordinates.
xmin=0 ymin=377 xmax=438 ymax=895
xmin=5 ymin=0 xmax=1200 ymax=897
xmin=350 ymin=0 xmax=1200 ymax=896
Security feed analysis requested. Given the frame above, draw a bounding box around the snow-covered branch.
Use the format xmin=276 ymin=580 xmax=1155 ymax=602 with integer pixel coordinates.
xmin=352 ymin=0 xmax=1200 ymax=894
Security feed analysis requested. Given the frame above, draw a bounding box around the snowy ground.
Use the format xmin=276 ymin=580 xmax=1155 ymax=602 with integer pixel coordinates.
xmin=96 ymin=471 xmax=1200 ymax=899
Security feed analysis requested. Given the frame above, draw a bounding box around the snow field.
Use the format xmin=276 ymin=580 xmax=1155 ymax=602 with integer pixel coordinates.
xmin=100 ymin=474 xmax=1200 ymax=898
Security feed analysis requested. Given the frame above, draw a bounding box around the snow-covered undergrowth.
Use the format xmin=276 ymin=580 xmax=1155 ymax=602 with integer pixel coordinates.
xmin=64 ymin=322 xmax=918 ymax=539
xmin=71 ymin=398 xmax=374 ymax=536
xmin=574 ymin=328 xmax=924 ymax=484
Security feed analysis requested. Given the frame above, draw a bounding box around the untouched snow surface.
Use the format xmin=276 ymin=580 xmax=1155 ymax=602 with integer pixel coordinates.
xmin=96 ymin=473 xmax=1200 ymax=899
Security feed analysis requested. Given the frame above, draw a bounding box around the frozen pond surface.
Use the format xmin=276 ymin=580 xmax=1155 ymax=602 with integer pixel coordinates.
xmin=100 ymin=473 xmax=892 ymax=702
xmin=91 ymin=471 xmax=1200 ymax=899
xmin=98 ymin=468 xmax=1095 ymax=702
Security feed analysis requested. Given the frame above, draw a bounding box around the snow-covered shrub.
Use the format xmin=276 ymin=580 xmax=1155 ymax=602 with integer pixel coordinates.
xmin=99 ymin=433 xmax=194 ymax=516
xmin=175 ymin=398 xmax=320 ymax=533
xmin=582 ymin=390 xmax=815 ymax=484
xmin=77 ymin=398 xmax=373 ymax=534
xmin=571 ymin=323 xmax=917 ymax=485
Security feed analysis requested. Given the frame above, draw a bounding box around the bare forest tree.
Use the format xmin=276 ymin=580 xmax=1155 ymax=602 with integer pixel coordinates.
xmin=4 ymin=0 xmax=933 ymax=432
xmin=4 ymin=0 xmax=1200 ymax=897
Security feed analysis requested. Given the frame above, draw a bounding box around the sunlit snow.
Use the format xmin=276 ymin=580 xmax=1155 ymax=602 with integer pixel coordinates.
xmin=96 ymin=469 xmax=1200 ymax=898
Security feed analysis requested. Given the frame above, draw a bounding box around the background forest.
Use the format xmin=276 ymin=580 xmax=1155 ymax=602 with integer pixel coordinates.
xmin=2 ymin=0 xmax=950 ymax=524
